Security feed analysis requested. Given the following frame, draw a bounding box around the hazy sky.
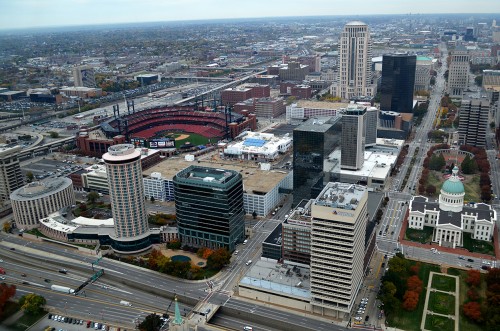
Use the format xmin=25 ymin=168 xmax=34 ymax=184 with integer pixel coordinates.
xmin=1 ymin=0 xmax=499 ymax=30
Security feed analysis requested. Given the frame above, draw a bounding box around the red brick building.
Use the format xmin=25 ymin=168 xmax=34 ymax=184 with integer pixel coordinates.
xmin=76 ymin=130 xmax=126 ymax=157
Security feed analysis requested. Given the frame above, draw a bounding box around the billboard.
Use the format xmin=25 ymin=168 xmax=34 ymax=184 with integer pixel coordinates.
xmin=148 ymin=138 xmax=175 ymax=149
xmin=130 ymin=137 xmax=146 ymax=147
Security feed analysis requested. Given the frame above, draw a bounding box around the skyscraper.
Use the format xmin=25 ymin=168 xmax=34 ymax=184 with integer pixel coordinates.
xmin=103 ymin=144 xmax=152 ymax=253
xmin=173 ymin=165 xmax=245 ymax=251
xmin=293 ymin=117 xmax=342 ymax=205
xmin=380 ymin=53 xmax=416 ymax=113
xmin=0 ymin=146 xmax=24 ymax=202
xmin=341 ymin=104 xmax=366 ymax=170
xmin=447 ymin=45 xmax=470 ymax=98
xmin=334 ymin=21 xmax=374 ymax=100
xmin=458 ymin=98 xmax=489 ymax=147
xmin=310 ymin=182 xmax=368 ymax=318
xmin=364 ymin=107 xmax=378 ymax=147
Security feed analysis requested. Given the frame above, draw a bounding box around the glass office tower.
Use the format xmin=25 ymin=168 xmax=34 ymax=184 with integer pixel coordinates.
xmin=380 ymin=53 xmax=416 ymax=113
xmin=293 ymin=117 xmax=341 ymax=206
xmin=174 ymin=165 xmax=245 ymax=251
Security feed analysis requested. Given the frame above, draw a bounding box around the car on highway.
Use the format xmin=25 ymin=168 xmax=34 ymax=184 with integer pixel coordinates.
xmin=458 ymin=256 xmax=465 ymax=260
xmin=243 ymin=327 xmax=253 ymax=331
xmin=468 ymin=258 xmax=474 ymax=262
xmin=246 ymin=260 xmax=252 ymax=266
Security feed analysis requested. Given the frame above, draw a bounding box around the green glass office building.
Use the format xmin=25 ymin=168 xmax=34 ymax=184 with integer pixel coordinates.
xmin=173 ymin=165 xmax=245 ymax=251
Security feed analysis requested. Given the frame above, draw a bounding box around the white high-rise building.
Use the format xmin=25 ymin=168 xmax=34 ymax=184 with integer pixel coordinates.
xmin=447 ymin=45 xmax=470 ymax=98
xmin=334 ymin=21 xmax=374 ymax=100
xmin=103 ymin=144 xmax=152 ymax=253
xmin=310 ymin=182 xmax=368 ymax=318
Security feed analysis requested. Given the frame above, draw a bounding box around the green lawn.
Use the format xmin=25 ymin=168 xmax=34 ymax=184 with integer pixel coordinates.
xmin=8 ymin=310 xmax=47 ymax=331
xmin=427 ymin=171 xmax=442 ymax=189
xmin=424 ymin=314 xmax=454 ymax=331
xmin=405 ymin=226 xmax=434 ymax=244
xmin=462 ymin=233 xmax=495 ymax=256
xmin=431 ymin=274 xmax=456 ymax=292
xmin=428 ymin=292 xmax=455 ymax=315
xmin=463 ymin=176 xmax=480 ymax=203
xmin=447 ymin=268 xmax=485 ymax=331
xmin=386 ymin=262 xmax=441 ymax=331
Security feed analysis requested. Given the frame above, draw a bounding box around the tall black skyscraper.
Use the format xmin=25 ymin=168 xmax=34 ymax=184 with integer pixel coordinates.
xmin=292 ymin=117 xmax=342 ymax=206
xmin=380 ymin=53 xmax=416 ymax=113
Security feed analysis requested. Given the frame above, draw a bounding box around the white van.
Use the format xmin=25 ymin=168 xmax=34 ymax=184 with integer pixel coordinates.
xmin=243 ymin=239 xmax=248 ymax=245
xmin=246 ymin=260 xmax=252 ymax=266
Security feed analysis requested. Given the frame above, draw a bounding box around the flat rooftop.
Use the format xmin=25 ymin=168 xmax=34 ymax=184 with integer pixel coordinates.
xmin=314 ymin=182 xmax=367 ymax=210
xmin=294 ymin=116 xmax=339 ymax=133
xmin=240 ymin=259 xmax=311 ymax=300
xmin=296 ymin=100 xmax=349 ymax=110
xmin=143 ymin=154 xmax=290 ymax=195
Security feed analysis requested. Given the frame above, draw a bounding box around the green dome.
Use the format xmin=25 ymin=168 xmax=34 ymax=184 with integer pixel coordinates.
xmin=442 ymin=177 xmax=464 ymax=194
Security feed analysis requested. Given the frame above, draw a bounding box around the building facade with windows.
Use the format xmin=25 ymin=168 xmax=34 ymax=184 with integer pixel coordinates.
xmin=334 ymin=21 xmax=374 ymax=100
xmin=10 ymin=178 xmax=75 ymax=230
xmin=408 ymin=167 xmax=496 ymax=247
xmin=173 ymin=165 xmax=245 ymax=251
xmin=0 ymin=146 xmax=24 ymax=202
xmin=458 ymin=98 xmax=489 ymax=147
xmin=293 ymin=117 xmax=342 ymax=205
xmin=341 ymin=104 xmax=366 ymax=170
xmin=310 ymin=182 xmax=368 ymax=318
xmin=447 ymin=45 xmax=470 ymax=98
xmin=103 ymin=144 xmax=152 ymax=253
xmin=380 ymin=53 xmax=416 ymax=114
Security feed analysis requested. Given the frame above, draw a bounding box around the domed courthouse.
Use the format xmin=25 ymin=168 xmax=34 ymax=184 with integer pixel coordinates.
xmin=408 ymin=167 xmax=496 ymax=248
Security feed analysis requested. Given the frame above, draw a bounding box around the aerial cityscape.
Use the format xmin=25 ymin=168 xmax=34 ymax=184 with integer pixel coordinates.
xmin=1 ymin=3 xmax=500 ymax=331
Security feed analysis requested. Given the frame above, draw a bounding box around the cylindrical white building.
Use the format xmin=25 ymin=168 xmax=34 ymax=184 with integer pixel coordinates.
xmin=102 ymin=144 xmax=151 ymax=253
xmin=10 ymin=178 xmax=75 ymax=230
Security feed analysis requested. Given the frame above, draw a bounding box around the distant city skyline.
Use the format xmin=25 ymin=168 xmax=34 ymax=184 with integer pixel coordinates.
xmin=1 ymin=0 xmax=500 ymax=30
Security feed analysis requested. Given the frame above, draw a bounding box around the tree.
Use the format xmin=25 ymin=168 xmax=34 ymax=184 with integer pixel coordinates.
xmin=206 ymin=248 xmax=231 ymax=270
xmin=466 ymin=269 xmax=481 ymax=287
xmin=426 ymin=185 xmax=436 ymax=196
xmin=463 ymin=301 xmax=483 ymax=322
xmin=48 ymin=131 xmax=59 ymax=138
xmin=150 ymin=196 xmax=155 ymax=203
xmin=402 ymin=290 xmax=419 ymax=311
xmin=2 ymin=222 xmax=11 ymax=233
xmin=491 ymin=121 xmax=496 ymax=130
xmin=429 ymin=154 xmax=445 ymax=170
xmin=138 ymin=313 xmax=162 ymax=331
xmin=475 ymin=75 xmax=483 ymax=86
xmin=407 ymin=275 xmax=423 ymax=294
xmin=26 ymin=171 xmax=34 ymax=183
xmin=0 ymin=283 xmax=16 ymax=318
xmin=461 ymin=155 xmax=477 ymax=174
xmin=252 ymin=211 xmax=257 ymax=219
xmin=86 ymin=191 xmax=100 ymax=204
xmin=18 ymin=293 xmax=46 ymax=315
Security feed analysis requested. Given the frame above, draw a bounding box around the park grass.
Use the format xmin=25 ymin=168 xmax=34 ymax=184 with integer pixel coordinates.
xmin=424 ymin=314 xmax=454 ymax=331
xmin=431 ymin=274 xmax=456 ymax=292
xmin=405 ymin=226 xmax=434 ymax=244
xmin=463 ymin=176 xmax=480 ymax=203
xmin=428 ymin=292 xmax=455 ymax=315
xmin=8 ymin=310 xmax=47 ymax=331
xmin=386 ymin=262 xmax=441 ymax=331
xmin=462 ymin=233 xmax=495 ymax=256
xmin=447 ymin=268 xmax=486 ymax=331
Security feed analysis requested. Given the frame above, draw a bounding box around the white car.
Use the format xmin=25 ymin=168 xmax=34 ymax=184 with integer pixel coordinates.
xmin=243 ymin=327 xmax=253 ymax=331
xmin=354 ymin=317 xmax=363 ymax=321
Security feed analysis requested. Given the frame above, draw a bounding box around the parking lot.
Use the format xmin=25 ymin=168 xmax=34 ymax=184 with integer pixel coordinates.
xmin=33 ymin=313 xmax=126 ymax=331
xmin=21 ymin=158 xmax=83 ymax=180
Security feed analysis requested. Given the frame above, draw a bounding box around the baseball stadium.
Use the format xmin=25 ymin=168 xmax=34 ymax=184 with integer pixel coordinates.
xmin=99 ymin=105 xmax=257 ymax=149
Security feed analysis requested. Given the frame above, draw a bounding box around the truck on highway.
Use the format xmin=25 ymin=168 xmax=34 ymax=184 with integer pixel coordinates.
xmin=120 ymin=300 xmax=132 ymax=306
xmin=50 ymin=285 xmax=75 ymax=294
